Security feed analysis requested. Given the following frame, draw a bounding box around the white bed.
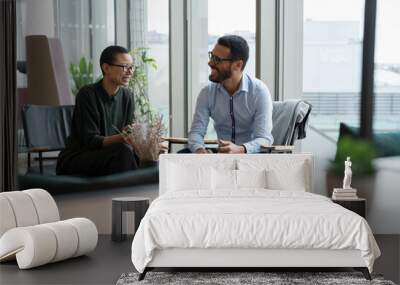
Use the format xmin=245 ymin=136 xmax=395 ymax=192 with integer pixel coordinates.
xmin=131 ymin=154 xmax=380 ymax=280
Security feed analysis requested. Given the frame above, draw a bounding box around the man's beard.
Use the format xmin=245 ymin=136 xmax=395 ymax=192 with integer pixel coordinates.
xmin=209 ymin=68 xmax=232 ymax=83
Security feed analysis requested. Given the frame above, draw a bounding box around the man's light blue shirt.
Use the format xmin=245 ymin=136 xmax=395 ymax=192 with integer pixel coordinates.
xmin=188 ymin=73 xmax=274 ymax=153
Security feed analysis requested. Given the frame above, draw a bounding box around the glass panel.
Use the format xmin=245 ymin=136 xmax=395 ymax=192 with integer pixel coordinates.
xmin=374 ymin=0 xmax=400 ymax=133
xmin=147 ymin=0 xmax=170 ymax=132
xmin=127 ymin=0 xmax=170 ymax=132
xmin=302 ymin=0 xmax=365 ymax=139
xmin=188 ymin=0 xmax=256 ymax=139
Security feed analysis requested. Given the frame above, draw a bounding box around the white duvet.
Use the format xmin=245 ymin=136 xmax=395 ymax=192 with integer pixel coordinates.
xmin=131 ymin=190 xmax=380 ymax=273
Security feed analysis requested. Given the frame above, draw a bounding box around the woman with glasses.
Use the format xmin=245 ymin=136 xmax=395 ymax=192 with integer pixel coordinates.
xmin=56 ymin=45 xmax=139 ymax=176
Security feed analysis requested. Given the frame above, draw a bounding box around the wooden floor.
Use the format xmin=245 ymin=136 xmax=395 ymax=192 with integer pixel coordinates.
xmin=0 ymin=235 xmax=398 ymax=285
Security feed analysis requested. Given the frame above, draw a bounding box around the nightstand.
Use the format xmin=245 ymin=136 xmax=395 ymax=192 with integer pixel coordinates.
xmin=112 ymin=197 xmax=150 ymax=242
xmin=332 ymin=198 xmax=366 ymax=218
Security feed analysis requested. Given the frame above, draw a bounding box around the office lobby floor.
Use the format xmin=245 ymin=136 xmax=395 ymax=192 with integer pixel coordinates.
xmin=0 ymin=235 xmax=398 ymax=285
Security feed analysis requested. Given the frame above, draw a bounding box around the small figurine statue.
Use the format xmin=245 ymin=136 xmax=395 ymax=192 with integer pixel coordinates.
xmin=342 ymin=156 xmax=352 ymax=189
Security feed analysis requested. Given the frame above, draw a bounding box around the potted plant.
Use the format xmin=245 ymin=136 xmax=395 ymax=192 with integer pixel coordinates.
xmin=127 ymin=48 xmax=159 ymax=125
xmin=69 ymin=57 xmax=95 ymax=96
xmin=326 ymin=136 xmax=377 ymax=200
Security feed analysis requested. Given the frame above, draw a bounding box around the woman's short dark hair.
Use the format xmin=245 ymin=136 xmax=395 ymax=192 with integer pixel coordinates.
xmin=217 ymin=35 xmax=249 ymax=70
xmin=99 ymin=45 xmax=129 ymax=74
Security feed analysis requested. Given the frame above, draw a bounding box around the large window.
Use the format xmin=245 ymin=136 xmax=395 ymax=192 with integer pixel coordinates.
xmin=302 ymin=0 xmax=365 ymax=138
xmin=188 ymin=0 xmax=256 ymax=138
xmin=374 ymin=0 xmax=400 ymax=132
xmin=125 ymin=0 xmax=170 ymax=130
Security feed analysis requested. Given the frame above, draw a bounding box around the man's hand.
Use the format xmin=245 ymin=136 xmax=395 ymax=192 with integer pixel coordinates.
xmin=217 ymin=139 xmax=246 ymax=154
xmin=195 ymin=148 xmax=213 ymax=154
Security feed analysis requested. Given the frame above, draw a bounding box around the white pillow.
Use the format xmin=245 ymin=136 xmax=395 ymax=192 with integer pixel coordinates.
xmin=266 ymin=162 xmax=307 ymax=191
xmin=212 ymin=168 xmax=237 ymax=190
xmin=236 ymin=169 xmax=267 ymax=189
xmin=167 ymin=162 xmax=211 ymax=191
xmin=211 ymin=169 xmax=268 ymax=190
xmin=238 ymin=158 xmax=310 ymax=192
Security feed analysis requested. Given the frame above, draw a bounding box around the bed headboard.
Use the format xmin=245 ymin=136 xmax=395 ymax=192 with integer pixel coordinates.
xmin=159 ymin=153 xmax=314 ymax=195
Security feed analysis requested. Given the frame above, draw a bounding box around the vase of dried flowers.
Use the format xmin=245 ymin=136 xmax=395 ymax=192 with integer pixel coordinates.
xmin=122 ymin=115 xmax=166 ymax=167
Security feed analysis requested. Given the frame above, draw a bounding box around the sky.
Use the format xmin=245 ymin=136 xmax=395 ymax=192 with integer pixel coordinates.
xmin=305 ymin=0 xmax=400 ymax=63
xmin=147 ymin=0 xmax=169 ymax=34
xmin=208 ymin=0 xmax=256 ymax=35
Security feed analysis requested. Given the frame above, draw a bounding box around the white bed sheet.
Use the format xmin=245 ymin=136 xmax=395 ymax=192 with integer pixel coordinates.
xmin=131 ymin=190 xmax=380 ymax=273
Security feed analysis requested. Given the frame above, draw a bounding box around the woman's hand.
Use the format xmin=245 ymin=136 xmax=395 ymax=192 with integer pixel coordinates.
xmin=121 ymin=124 xmax=135 ymax=145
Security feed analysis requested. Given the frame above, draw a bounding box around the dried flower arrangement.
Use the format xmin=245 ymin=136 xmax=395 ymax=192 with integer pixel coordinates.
xmin=121 ymin=114 xmax=166 ymax=163
xmin=115 ymin=47 xmax=167 ymax=165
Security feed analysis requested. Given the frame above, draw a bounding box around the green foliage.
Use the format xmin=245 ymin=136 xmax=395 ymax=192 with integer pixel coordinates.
xmin=329 ymin=136 xmax=377 ymax=176
xmin=69 ymin=57 xmax=94 ymax=95
xmin=127 ymin=48 xmax=159 ymax=125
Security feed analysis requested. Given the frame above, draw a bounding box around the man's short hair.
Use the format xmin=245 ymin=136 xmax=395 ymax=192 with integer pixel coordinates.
xmin=99 ymin=45 xmax=130 ymax=75
xmin=217 ymin=35 xmax=249 ymax=70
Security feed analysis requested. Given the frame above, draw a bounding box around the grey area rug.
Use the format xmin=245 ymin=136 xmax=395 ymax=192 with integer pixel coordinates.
xmin=116 ymin=272 xmax=396 ymax=285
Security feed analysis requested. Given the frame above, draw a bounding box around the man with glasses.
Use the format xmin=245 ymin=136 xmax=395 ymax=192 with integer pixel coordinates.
xmin=187 ymin=35 xmax=273 ymax=154
xmin=56 ymin=45 xmax=139 ymax=176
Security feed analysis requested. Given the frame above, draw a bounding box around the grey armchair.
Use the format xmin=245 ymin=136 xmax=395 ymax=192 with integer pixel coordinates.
xmin=21 ymin=104 xmax=74 ymax=174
